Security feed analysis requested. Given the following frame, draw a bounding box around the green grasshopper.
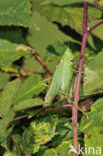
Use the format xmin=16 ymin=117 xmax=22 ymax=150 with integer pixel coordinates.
xmin=44 ymin=48 xmax=88 ymax=118
xmin=44 ymin=48 xmax=73 ymax=107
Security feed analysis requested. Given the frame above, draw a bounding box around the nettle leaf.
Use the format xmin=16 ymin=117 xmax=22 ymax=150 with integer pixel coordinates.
xmin=21 ymin=115 xmax=58 ymax=154
xmin=80 ymin=98 xmax=103 ymax=132
xmin=0 ymin=79 xmax=21 ymax=116
xmin=15 ymin=74 xmax=45 ymax=103
xmin=26 ymin=11 xmax=77 ymax=57
xmin=84 ymin=127 xmax=103 ymax=155
xmin=14 ymin=98 xmax=44 ymax=112
xmin=0 ymin=39 xmax=30 ymax=68
xmin=83 ymin=51 xmax=103 ymax=96
xmin=0 ymin=0 xmax=32 ymax=27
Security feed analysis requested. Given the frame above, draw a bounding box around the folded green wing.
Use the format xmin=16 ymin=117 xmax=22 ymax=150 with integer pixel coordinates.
xmin=44 ymin=49 xmax=73 ymax=107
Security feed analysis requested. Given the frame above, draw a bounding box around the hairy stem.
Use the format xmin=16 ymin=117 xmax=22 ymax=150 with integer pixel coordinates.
xmin=72 ymin=2 xmax=88 ymax=155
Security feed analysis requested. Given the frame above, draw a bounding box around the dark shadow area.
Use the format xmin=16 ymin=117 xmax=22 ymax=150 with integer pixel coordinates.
xmin=47 ymin=45 xmax=62 ymax=56
xmin=90 ymin=33 xmax=103 ymax=52
xmin=0 ymin=26 xmax=25 ymax=44
xmin=64 ymin=41 xmax=81 ymax=52
xmin=13 ymin=57 xmax=24 ymax=67
xmin=62 ymin=2 xmax=84 ymax=8
xmin=54 ymin=22 xmax=82 ymax=42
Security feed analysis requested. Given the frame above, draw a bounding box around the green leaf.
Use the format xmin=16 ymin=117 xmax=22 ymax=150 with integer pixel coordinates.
xmin=83 ymin=51 xmax=103 ymax=96
xmin=0 ymin=39 xmax=30 ymax=68
xmin=26 ymin=11 xmax=77 ymax=57
xmin=88 ymin=21 xmax=103 ymax=52
xmin=1 ymin=66 xmax=18 ymax=74
xmin=14 ymin=98 xmax=44 ymax=111
xmin=49 ymin=117 xmax=73 ymax=147
xmin=30 ymin=115 xmax=58 ymax=144
xmin=81 ymin=0 xmax=95 ymax=3
xmin=0 ymin=79 xmax=21 ymax=116
xmin=46 ymin=41 xmax=66 ymax=59
xmin=36 ymin=146 xmax=48 ymax=156
xmin=55 ymin=140 xmax=73 ymax=156
xmin=0 ymin=109 xmax=15 ymax=142
xmin=22 ymin=56 xmax=44 ymax=73
xmin=43 ymin=148 xmax=58 ymax=156
xmin=26 ymin=109 xmax=41 ymax=119
xmin=0 ymin=74 xmax=45 ymax=118
xmin=0 ymin=0 xmax=32 ymax=27
xmin=15 ymin=74 xmax=45 ymax=103
xmin=83 ymin=0 xmax=103 ymax=7
xmin=3 ymin=151 xmax=19 ymax=156
xmin=42 ymin=4 xmax=72 ymax=26
xmin=45 ymin=41 xmax=67 ymax=73
xmin=84 ymin=127 xmax=103 ymax=156
xmin=0 ymin=72 xmax=10 ymax=90
xmin=10 ymin=134 xmax=23 ymax=156
xmin=98 ymin=0 xmax=103 ymax=7
xmin=21 ymin=115 xmax=58 ymax=154
xmin=33 ymin=0 xmax=102 ymax=33
xmin=0 ymin=79 xmax=21 ymax=146
xmin=80 ymin=98 xmax=103 ymax=132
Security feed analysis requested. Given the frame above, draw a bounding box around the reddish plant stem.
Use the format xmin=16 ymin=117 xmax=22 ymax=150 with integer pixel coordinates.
xmin=28 ymin=47 xmax=53 ymax=77
xmin=72 ymin=4 xmax=103 ymax=156
xmin=40 ymin=104 xmax=72 ymax=114
xmin=12 ymin=104 xmax=72 ymax=122
xmin=32 ymin=51 xmax=53 ymax=77
xmin=72 ymin=2 xmax=88 ymax=156
xmin=12 ymin=115 xmax=28 ymax=121
xmin=88 ymin=21 xmax=103 ymax=34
